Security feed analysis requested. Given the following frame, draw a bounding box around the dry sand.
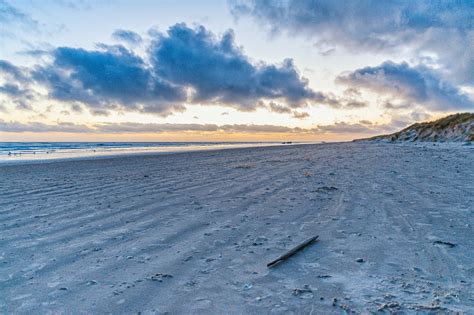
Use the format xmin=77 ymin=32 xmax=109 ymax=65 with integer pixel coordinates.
xmin=0 ymin=142 xmax=473 ymax=313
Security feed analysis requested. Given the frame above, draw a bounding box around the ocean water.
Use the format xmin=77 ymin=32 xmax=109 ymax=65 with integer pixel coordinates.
xmin=0 ymin=142 xmax=291 ymax=163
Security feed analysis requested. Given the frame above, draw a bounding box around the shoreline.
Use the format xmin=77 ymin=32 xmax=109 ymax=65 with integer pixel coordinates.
xmin=1 ymin=140 xmax=470 ymax=166
xmin=0 ymin=141 xmax=322 ymax=166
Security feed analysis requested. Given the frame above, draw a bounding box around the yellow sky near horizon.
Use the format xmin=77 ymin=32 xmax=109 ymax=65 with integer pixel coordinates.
xmin=1 ymin=101 xmax=453 ymax=142
xmin=0 ymin=130 xmax=368 ymax=142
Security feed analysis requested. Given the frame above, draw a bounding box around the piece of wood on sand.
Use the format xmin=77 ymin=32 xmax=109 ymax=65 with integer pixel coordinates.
xmin=267 ymin=235 xmax=319 ymax=268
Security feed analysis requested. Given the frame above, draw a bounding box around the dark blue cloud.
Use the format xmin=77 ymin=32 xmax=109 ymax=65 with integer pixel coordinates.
xmin=34 ymin=44 xmax=187 ymax=115
xmin=0 ymin=83 xmax=26 ymax=97
xmin=231 ymin=0 xmax=473 ymax=49
xmin=337 ymin=61 xmax=474 ymax=111
xmin=112 ymin=29 xmax=143 ymax=45
xmin=150 ymin=23 xmax=320 ymax=110
xmin=1 ymin=23 xmax=364 ymax=115
xmin=0 ymin=59 xmax=29 ymax=81
xmin=0 ymin=60 xmax=36 ymax=109
xmin=231 ymin=0 xmax=474 ymax=84
xmin=30 ymin=23 xmax=328 ymax=115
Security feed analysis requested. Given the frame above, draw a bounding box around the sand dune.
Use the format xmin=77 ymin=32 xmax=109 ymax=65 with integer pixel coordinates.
xmin=1 ymin=143 xmax=473 ymax=313
xmin=358 ymin=112 xmax=474 ymax=143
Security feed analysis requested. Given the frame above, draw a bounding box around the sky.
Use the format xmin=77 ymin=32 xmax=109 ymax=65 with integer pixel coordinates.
xmin=0 ymin=0 xmax=473 ymax=141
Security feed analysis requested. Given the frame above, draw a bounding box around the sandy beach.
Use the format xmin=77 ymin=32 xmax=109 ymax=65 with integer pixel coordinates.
xmin=1 ymin=142 xmax=473 ymax=313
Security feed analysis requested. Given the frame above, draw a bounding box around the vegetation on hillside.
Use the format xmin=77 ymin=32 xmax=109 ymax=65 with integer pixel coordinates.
xmin=358 ymin=113 xmax=474 ymax=142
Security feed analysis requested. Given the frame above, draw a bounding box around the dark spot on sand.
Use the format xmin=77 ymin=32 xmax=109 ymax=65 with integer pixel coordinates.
xmin=148 ymin=273 xmax=173 ymax=282
xmin=433 ymin=240 xmax=456 ymax=247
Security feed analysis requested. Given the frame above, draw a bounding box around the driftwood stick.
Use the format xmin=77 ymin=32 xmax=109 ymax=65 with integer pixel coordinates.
xmin=267 ymin=235 xmax=319 ymax=268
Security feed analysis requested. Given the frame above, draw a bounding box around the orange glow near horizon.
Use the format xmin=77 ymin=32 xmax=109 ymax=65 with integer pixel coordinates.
xmin=0 ymin=131 xmax=366 ymax=142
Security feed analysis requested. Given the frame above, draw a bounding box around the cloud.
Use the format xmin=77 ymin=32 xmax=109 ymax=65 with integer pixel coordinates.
xmin=318 ymin=48 xmax=335 ymax=57
xmin=343 ymin=88 xmax=361 ymax=97
xmin=53 ymin=0 xmax=93 ymax=10
xmin=70 ymin=103 xmax=83 ymax=113
xmin=268 ymin=101 xmax=292 ymax=114
xmin=292 ymin=111 xmax=309 ymax=119
xmin=0 ymin=0 xmax=38 ymax=28
xmin=2 ymin=23 xmax=341 ymax=116
xmin=0 ymin=60 xmax=38 ymax=109
xmin=96 ymin=122 xmax=303 ymax=134
xmin=343 ymin=100 xmax=368 ymax=108
xmin=337 ymin=61 xmax=474 ymax=111
xmin=315 ymin=119 xmax=407 ymax=134
xmin=313 ymin=113 xmax=437 ymax=135
xmin=33 ymin=44 xmax=187 ymax=116
xmin=98 ymin=120 xmax=401 ymax=135
xmin=381 ymin=101 xmax=410 ymax=110
xmin=150 ymin=23 xmax=320 ymax=110
xmin=0 ymin=117 xmax=428 ymax=136
xmin=267 ymin=102 xmax=314 ymax=118
xmin=316 ymin=122 xmax=377 ymax=134
xmin=231 ymin=0 xmax=474 ymax=50
xmin=0 ymin=120 xmax=306 ymax=134
xmin=302 ymin=90 xmax=368 ymax=109
xmin=220 ymin=124 xmax=301 ymax=133
xmin=0 ymin=120 xmax=92 ymax=133
xmin=90 ymin=109 xmax=110 ymax=116
xmin=112 ymin=29 xmax=143 ymax=45
xmin=0 ymin=59 xmax=29 ymax=82
xmin=17 ymin=49 xmax=52 ymax=58
xmin=231 ymin=0 xmax=474 ymax=84
xmin=0 ymin=118 xmax=403 ymax=136
xmin=95 ymin=122 xmax=219 ymax=133
xmin=0 ymin=83 xmax=27 ymax=97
